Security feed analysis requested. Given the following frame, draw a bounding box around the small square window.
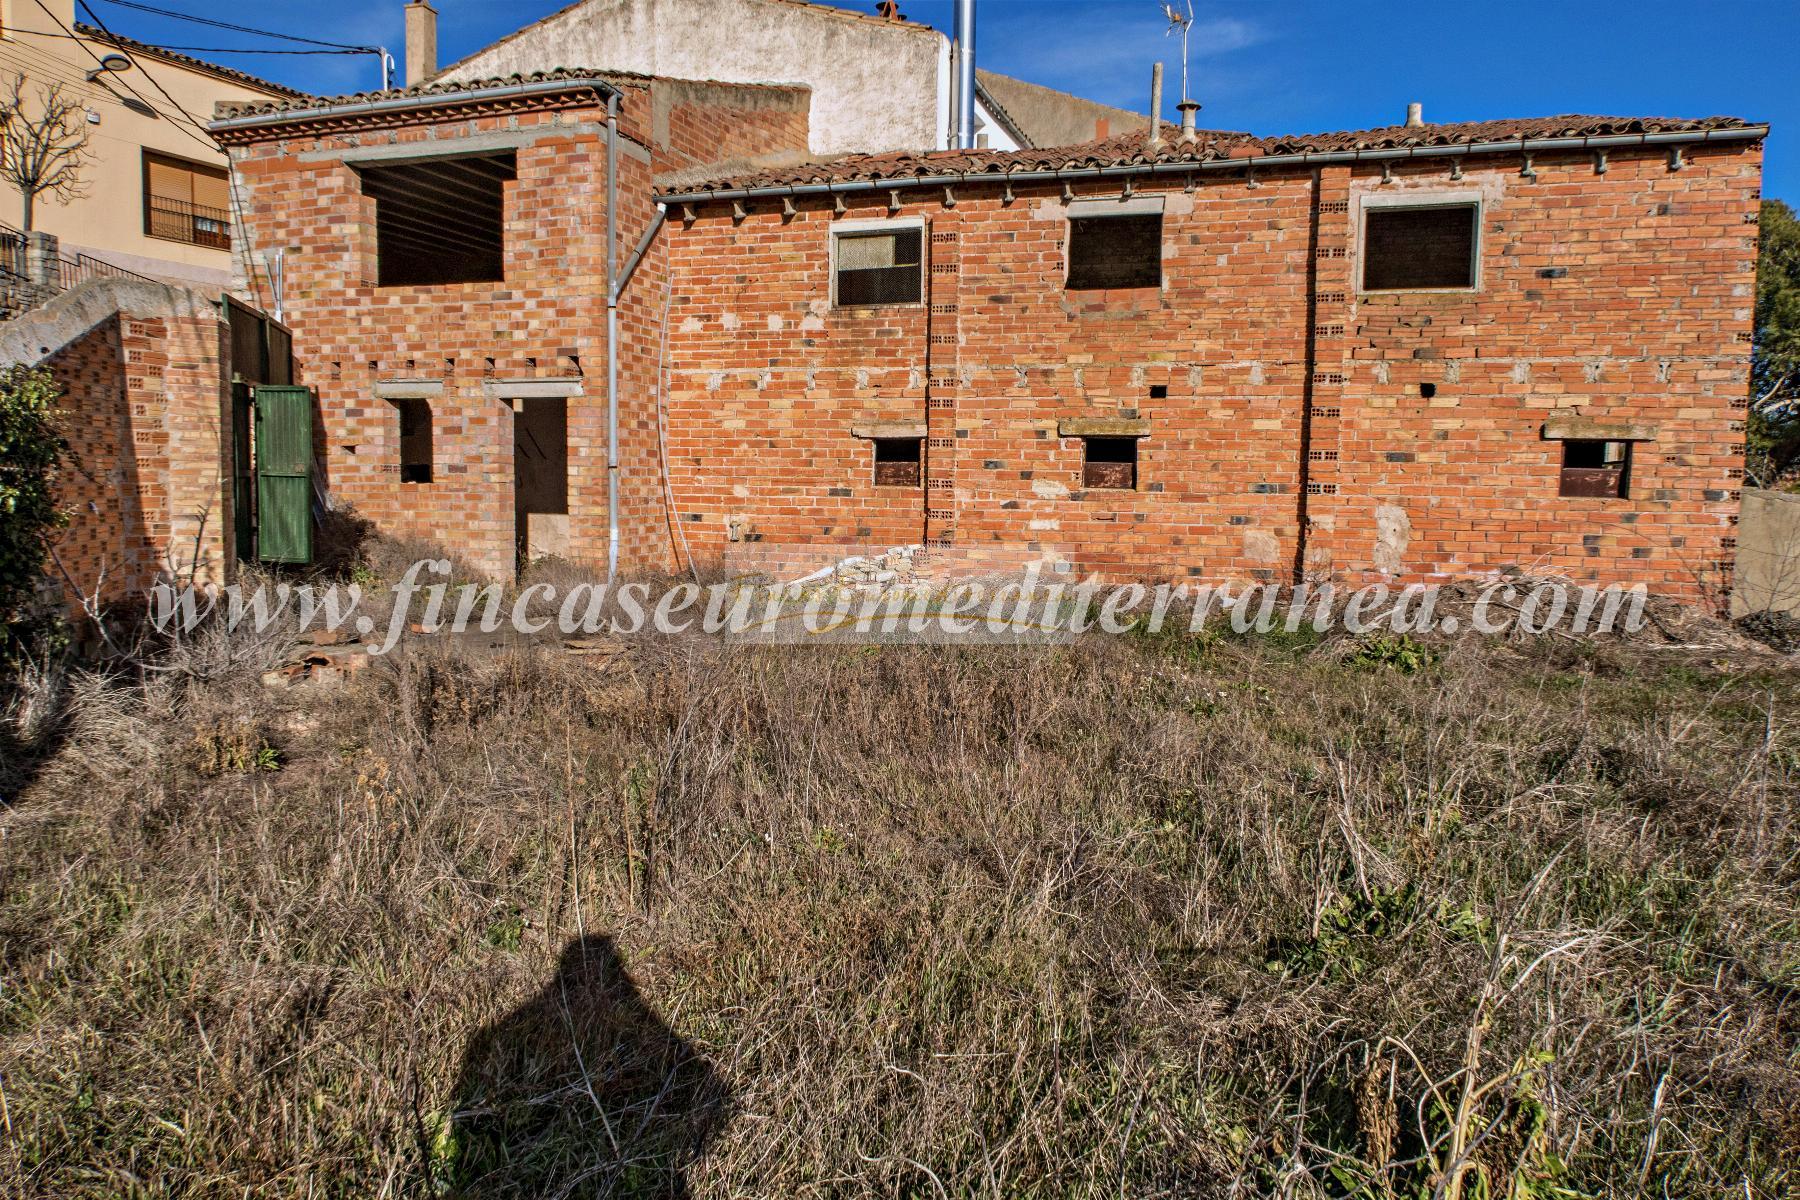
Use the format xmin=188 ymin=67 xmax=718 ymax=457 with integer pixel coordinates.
xmin=1363 ymin=204 xmax=1478 ymax=291
xmin=835 ymin=228 xmax=923 ymax=307
xmin=872 ymin=437 xmax=922 ymax=487
xmin=1067 ymin=213 xmax=1162 ymax=290
xmin=1558 ymin=439 xmax=1629 ymax=498
xmin=392 ymin=397 xmax=434 ymax=484
xmin=1082 ymin=437 xmax=1137 ymax=490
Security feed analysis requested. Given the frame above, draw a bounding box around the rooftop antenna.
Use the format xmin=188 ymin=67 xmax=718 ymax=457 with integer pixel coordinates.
xmin=1162 ymin=0 xmax=1194 ymax=103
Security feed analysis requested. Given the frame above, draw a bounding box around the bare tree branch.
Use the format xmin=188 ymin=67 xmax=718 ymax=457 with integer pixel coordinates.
xmin=0 ymin=73 xmax=92 ymax=231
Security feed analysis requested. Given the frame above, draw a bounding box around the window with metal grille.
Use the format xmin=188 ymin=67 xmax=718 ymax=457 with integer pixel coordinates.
xmin=392 ymin=397 xmax=434 ymax=483
xmin=1082 ymin=437 xmax=1138 ymax=490
xmin=1362 ymin=204 xmax=1478 ymax=290
xmin=1558 ymin=439 xmax=1629 ymax=498
xmin=1066 ymin=214 xmax=1162 ymax=290
xmin=834 ymin=228 xmax=923 ymax=307
xmin=142 ymin=150 xmax=231 ymax=249
xmin=872 ymin=437 xmax=922 ymax=486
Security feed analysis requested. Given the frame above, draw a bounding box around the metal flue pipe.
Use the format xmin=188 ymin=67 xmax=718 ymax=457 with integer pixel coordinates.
xmin=953 ymin=0 xmax=976 ymax=149
xmin=1147 ymin=62 xmax=1164 ymax=150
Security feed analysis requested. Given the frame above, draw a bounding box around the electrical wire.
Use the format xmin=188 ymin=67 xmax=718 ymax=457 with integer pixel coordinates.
xmin=27 ymin=0 xmax=218 ymax=155
xmin=84 ymin=0 xmax=380 ymax=52
xmin=76 ymin=1 xmax=222 ymax=142
xmin=23 ymin=29 xmax=367 ymax=55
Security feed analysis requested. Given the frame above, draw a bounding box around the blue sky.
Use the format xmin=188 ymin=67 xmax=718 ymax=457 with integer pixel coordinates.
xmin=83 ymin=0 xmax=1796 ymax=200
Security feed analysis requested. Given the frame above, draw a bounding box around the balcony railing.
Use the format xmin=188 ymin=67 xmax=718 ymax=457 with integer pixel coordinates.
xmin=145 ymin=194 xmax=231 ymax=250
xmin=0 ymin=222 xmax=26 ymax=282
xmin=57 ymin=253 xmax=155 ymax=291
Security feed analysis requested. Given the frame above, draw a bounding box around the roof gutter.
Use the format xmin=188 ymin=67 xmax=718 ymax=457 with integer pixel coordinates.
xmin=655 ymin=125 xmax=1768 ymax=205
xmin=208 ymin=74 xmax=624 ymax=135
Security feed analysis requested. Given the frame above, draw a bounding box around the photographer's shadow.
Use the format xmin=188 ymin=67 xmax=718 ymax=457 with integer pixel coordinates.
xmin=444 ymin=934 xmax=730 ymax=1198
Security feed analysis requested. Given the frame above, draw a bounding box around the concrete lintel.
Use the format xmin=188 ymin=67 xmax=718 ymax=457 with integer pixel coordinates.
xmin=482 ymin=378 xmax=584 ymax=401
xmin=850 ymin=421 xmax=928 ymax=439
xmin=304 ymin=123 xmax=649 ymax=166
xmin=1067 ymin=195 xmax=1166 ymax=218
xmin=374 ymin=378 xmax=444 ymax=399
xmin=1059 ymin=417 xmax=1151 ymax=437
xmin=1542 ymin=415 xmax=1659 ymax=442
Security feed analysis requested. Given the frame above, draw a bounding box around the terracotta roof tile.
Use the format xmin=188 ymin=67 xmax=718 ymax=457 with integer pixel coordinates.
xmin=75 ymin=23 xmax=304 ymax=98
xmin=211 ymin=67 xmax=647 ymax=123
xmin=659 ymin=114 xmax=1762 ymax=195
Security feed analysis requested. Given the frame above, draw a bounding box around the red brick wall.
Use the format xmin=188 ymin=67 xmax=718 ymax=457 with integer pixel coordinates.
xmin=226 ymin=78 xmax=808 ymax=579
xmin=45 ymin=304 xmax=232 ymax=608
xmin=661 ymin=142 xmax=1761 ymax=601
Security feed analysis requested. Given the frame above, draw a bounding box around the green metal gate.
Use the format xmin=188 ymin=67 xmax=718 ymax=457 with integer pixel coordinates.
xmin=252 ymin=385 xmax=314 ymax=564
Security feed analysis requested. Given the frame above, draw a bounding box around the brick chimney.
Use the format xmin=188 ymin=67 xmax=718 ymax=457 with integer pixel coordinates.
xmin=404 ymin=0 xmax=437 ymax=88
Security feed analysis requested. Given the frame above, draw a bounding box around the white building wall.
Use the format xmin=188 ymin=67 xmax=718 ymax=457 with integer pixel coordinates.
xmin=442 ymin=0 xmax=950 ymax=156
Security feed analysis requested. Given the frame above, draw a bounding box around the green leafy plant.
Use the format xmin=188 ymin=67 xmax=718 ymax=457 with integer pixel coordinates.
xmin=1349 ymin=632 xmax=1439 ymax=674
xmin=1750 ymin=199 xmax=1800 ymax=486
xmin=0 ymin=365 xmax=67 ymax=655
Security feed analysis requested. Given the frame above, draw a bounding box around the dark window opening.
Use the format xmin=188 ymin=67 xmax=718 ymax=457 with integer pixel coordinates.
xmin=1363 ymin=204 xmax=1478 ymax=291
xmin=1558 ymin=439 xmax=1630 ymax=498
xmin=1149 ymin=384 xmax=1168 ymax=399
xmin=361 ymin=152 xmax=517 ymax=287
xmin=1067 ymin=213 xmax=1162 ymax=290
xmin=835 ymin=228 xmax=922 ymax=307
xmin=392 ymin=397 xmax=433 ymax=483
xmin=873 ymin=437 xmax=922 ymax=487
xmin=1082 ymin=436 xmax=1138 ymax=490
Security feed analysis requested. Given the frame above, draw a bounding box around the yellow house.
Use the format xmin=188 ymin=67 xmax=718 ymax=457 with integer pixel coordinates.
xmin=0 ymin=0 xmax=297 ymax=287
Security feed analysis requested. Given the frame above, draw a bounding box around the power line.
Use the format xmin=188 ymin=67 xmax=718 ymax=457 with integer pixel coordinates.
xmin=21 ymin=28 xmax=368 ymax=55
xmin=28 ymin=0 xmax=219 ymax=155
xmin=102 ymin=44 xmax=371 ymax=56
xmin=84 ymin=0 xmax=379 ymax=53
xmin=76 ymin=2 xmax=234 ymax=157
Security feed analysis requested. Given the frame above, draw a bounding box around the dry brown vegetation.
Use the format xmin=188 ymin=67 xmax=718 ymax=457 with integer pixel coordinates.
xmin=1 ymin=581 xmax=1797 ymax=1198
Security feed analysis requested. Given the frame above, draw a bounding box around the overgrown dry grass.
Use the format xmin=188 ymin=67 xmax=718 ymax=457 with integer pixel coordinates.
xmin=1 ymin=595 xmax=1796 ymax=1197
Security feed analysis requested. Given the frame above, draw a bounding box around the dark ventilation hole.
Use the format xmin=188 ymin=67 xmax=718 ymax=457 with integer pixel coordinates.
xmin=1149 ymin=384 xmax=1168 ymax=399
xmin=1420 ymin=382 xmax=1437 ymax=398
xmin=836 ymin=228 xmax=923 ymax=307
xmin=1082 ymin=436 xmax=1138 ymax=490
xmin=1067 ymin=213 xmax=1163 ymax=290
xmin=361 ymin=151 xmax=517 ymax=287
xmin=1363 ymin=204 xmax=1478 ymax=290
xmin=391 ymin=397 xmax=434 ymax=484
xmin=872 ymin=437 xmax=922 ymax=487
xmin=1559 ymin=439 xmax=1630 ymax=499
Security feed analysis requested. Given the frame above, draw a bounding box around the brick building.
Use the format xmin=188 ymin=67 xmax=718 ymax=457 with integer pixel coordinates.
xmin=0 ymin=279 xmax=236 ymax=608
xmin=214 ymin=71 xmax=1765 ymax=601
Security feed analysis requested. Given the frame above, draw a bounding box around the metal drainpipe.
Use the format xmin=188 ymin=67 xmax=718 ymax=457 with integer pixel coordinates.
xmin=954 ymin=0 xmax=976 ymax=149
xmin=605 ymin=90 xmax=621 ymax=584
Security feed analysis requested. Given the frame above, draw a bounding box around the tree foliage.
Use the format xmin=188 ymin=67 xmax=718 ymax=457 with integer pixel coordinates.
xmin=1750 ymin=198 xmax=1800 ymax=485
xmin=0 ymin=72 xmax=91 ymax=231
xmin=0 ymin=365 xmax=67 ymax=650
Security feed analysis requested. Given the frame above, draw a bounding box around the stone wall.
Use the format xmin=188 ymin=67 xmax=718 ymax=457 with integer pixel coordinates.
xmin=1734 ymin=488 xmax=1800 ymax=615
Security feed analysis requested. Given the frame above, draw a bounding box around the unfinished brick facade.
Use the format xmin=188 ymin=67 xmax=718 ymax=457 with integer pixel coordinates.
xmin=218 ymin=72 xmax=1764 ymax=603
xmin=217 ymin=73 xmax=809 ymax=579
xmin=0 ymin=281 xmax=234 ymax=610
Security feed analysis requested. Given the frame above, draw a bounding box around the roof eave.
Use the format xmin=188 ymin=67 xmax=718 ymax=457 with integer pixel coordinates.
xmin=654 ymin=124 xmax=1769 ymax=205
xmin=208 ymin=74 xmax=625 ymax=136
